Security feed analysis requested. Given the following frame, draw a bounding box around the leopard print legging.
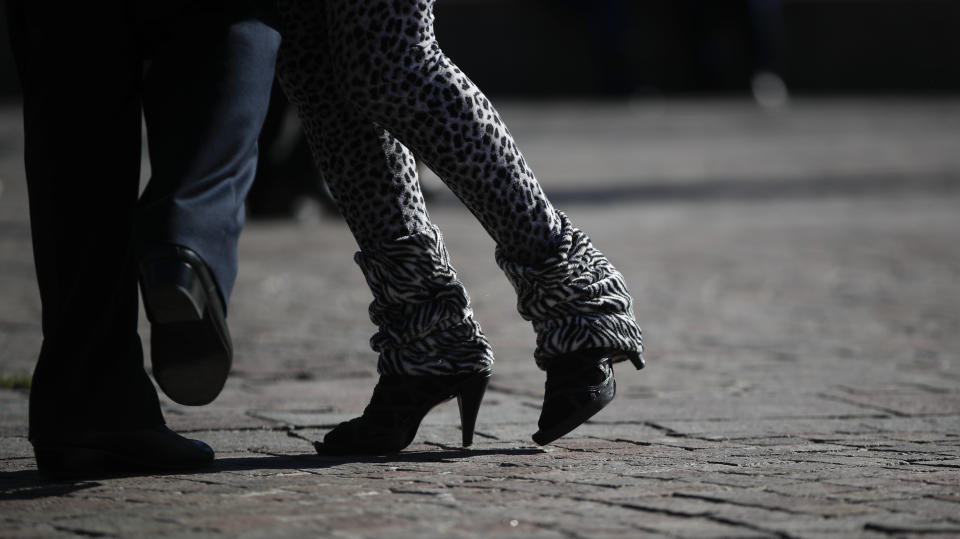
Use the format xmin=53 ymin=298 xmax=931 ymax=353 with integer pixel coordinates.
xmin=276 ymin=0 xmax=643 ymax=375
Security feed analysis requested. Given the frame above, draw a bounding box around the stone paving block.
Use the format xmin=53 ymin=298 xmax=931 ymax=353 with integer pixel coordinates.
xmin=244 ymin=410 xmax=356 ymax=430
xmin=0 ymin=435 xmax=31 ymax=459
xmin=0 ymin=327 xmax=37 ymax=376
xmin=0 ymin=391 xmax=28 ymax=438
xmin=764 ymin=480 xmax=865 ymax=499
xmin=684 ymin=472 xmax=800 ymax=490
xmin=468 ymin=423 xmax=544 ymax=443
xmin=161 ymin=378 xmax=372 ymax=429
xmin=0 ymin=456 xmax=33 ymax=477
xmin=754 ymin=515 xmax=890 ymax=539
xmin=905 ymin=471 xmax=960 ymax=486
xmin=606 ymin=390 xmax=873 ymax=423
xmin=592 ymin=494 xmax=791 ymax=536
xmin=832 ymin=486 xmax=959 ymax=504
xmin=827 ymin=442 xmax=960 ymax=460
xmin=865 ymin=497 xmax=960 ymax=520
xmin=825 ymin=387 xmax=960 ymax=415
xmin=650 ymin=415 xmax=958 ymax=441
xmin=684 ymin=489 xmax=881 ymax=518
xmin=0 ymin=526 xmax=64 ymax=538
xmin=764 ymin=451 xmax=917 ymax=469
xmin=188 ymin=429 xmax=316 ymax=455
xmin=860 ymin=514 xmax=960 ymax=536
xmin=861 ymin=415 xmax=960 ymax=434
xmin=882 ymin=432 xmax=960 ymax=443
xmin=912 ymin=458 xmax=960 ymax=468
xmin=229 ymin=339 xmax=376 ymax=382
xmin=162 ymin=408 xmax=275 ymax=433
xmin=589 ymin=482 xmax=735 ymax=502
xmin=242 ymin=377 xmax=376 ymax=411
xmin=560 ymin=423 xmax=665 ymax=443
xmin=643 ymin=436 xmax=734 ymax=451
xmin=625 ymin=515 xmax=774 ymax=538
xmin=735 ymin=441 xmax=856 ymax=454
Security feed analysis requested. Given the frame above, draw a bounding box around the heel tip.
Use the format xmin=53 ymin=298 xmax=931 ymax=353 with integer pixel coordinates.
xmin=608 ymin=351 xmax=645 ymax=370
xmin=625 ymin=351 xmax=645 ymax=370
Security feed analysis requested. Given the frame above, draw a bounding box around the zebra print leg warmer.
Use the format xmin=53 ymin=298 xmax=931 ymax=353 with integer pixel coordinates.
xmin=496 ymin=212 xmax=644 ymax=371
xmin=355 ymin=226 xmax=495 ymax=376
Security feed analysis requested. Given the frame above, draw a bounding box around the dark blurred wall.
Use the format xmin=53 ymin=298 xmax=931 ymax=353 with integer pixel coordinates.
xmin=434 ymin=0 xmax=960 ymax=96
xmin=435 ymin=0 xmax=762 ymax=96
xmin=0 ymin=1 xmax=957 ymax=99
xmin=784 ymin=0 xmax=960 ymax=93
xmin=0 ymin=7 xmax=19 ymax=99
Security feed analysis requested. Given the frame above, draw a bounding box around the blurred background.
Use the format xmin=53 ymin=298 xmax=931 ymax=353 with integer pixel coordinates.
xmin=3 ymin=0 xmax=956 ymax=217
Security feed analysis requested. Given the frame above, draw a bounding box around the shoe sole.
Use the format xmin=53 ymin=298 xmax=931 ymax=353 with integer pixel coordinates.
xmin=531 ymin=378 xmax=616 ymax=446
xmin=141 ymin=255 xmax=231 ymax=406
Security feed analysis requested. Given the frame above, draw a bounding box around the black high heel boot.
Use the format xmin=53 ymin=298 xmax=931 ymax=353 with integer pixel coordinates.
xmin=532 ymin=349 xmax=643 ymax=446
xmin=316 ymin=371 xmax=491 ymax=455
xmin=494 ymin=212 xmax=644 ymax=445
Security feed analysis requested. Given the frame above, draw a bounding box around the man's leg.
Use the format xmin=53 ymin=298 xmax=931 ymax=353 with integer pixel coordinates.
xmin=138 ymin=2 xmax=280 ymax=304
xmin=136 ymin=2 xmax=280 ymax=405
xmin=8 ymin=0 xmax=164 ymax=442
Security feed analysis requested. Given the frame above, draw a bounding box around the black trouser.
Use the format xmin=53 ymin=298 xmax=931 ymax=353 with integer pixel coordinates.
xmin=7 ymin=0 xmax=279 ymax=440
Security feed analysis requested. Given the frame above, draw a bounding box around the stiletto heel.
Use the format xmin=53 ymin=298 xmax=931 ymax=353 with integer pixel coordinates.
xmin=625 ymin=351 xmax=645 ymax=370
xmin=317 ymin=371 xmax=492 ymax=455
xmin=457 ymin=373 xmax=491 ymax=447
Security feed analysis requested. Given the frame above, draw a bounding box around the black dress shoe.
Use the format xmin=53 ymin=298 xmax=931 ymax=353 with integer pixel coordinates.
xmin=32 ymin=426 xmax=214 ymax=479
xmin=139 ymin=244 xmax=232 ymax=406
xmin=532 ymin=350 xmax=620 ymax=446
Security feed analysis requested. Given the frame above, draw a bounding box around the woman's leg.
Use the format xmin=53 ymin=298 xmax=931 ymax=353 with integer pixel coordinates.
xmin=323 ymin=0 xmax=643 ymax=369
xmin=324 ymin=0 xmax=562 ymax=265
xmin=275 ymin=0 xmax=493 ymax=376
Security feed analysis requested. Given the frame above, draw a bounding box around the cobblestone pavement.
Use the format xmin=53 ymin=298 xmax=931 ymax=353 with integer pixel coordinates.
xmin=1 ymin=100 xmax=959 ymax=538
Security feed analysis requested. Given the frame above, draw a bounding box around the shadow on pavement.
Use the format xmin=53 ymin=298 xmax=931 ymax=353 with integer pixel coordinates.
xmin=0 ymin=478 xmax=100 ymax=500
xmin=217 ymin=447 xmax=545 ymax=469
xmin=0 ymin=447 xmax=544 ymax=500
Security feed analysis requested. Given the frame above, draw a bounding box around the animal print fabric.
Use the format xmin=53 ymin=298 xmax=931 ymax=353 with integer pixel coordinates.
xmin=276 ymin=0 xmax=643 ymax=374
xmin=275 ymin=0 xmax=432 ymax=247
xmin=496 ymin=212 xmax=644 ymax=370
xmin=355 ymin=226 xmax=495 ymax=376
xmin=275 ymin=0 xmax=560 ymax=262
